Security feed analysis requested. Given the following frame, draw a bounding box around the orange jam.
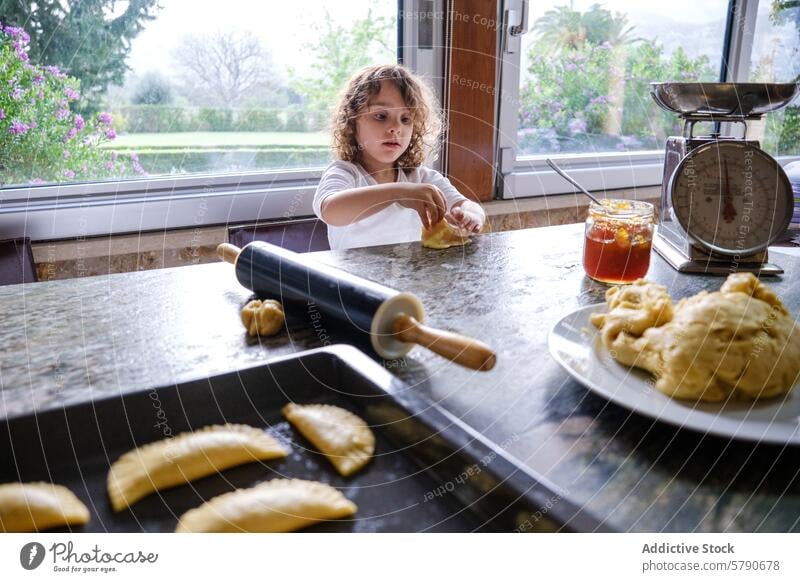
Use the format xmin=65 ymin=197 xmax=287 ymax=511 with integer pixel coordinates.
xmin=583 ymin=199 xmax=654 ymax=284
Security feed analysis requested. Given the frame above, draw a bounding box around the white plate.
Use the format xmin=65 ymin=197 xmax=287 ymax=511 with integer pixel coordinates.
xmin=548 ymin=304 xmax=800 ymax=445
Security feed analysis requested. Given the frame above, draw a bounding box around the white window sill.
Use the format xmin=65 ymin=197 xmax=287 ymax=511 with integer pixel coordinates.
xmin=0 ymin=168 xmax=324 ymax=241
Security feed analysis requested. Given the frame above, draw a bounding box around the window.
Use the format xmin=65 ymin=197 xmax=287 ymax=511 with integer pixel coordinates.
xmin=1 ymin=0 xmax=431 ymax=240
xmin=497 ymin=0 xmax=800 ymax=199
xmin=0 ymin=1 xmax=397 ymax=187
xmin=745 ymin=0 xmax=800 ymax=156
xmin=516 ymin=1 xmax=727 ymax=156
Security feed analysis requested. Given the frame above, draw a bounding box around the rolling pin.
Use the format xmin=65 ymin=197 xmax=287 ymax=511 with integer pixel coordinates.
xmin=217 ymin=242 xmax=496 ymax=371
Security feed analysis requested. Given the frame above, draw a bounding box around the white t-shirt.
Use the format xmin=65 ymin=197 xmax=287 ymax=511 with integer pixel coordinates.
xmin=313 ymin=160 xmax=468 ymax=250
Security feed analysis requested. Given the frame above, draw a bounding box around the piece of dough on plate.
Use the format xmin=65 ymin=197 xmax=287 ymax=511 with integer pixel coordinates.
xmin=421 ymin=219 xmax=470 ymax=249
xmin=282 ymin=403 xmax=374 ymax=476
xmin=108 ymin=424 xmax=288 ymax=511
xmin=174 ymin=478 xmax=357 ymax=533
xmin=589 ymin=279 xmax=673 ymax=352
xmin=0 ymin=482 xmax=90 ymax=532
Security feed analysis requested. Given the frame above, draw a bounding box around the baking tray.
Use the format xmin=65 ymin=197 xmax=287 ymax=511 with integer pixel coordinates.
xmin=0 ymin=345 xmax=604 ymax=532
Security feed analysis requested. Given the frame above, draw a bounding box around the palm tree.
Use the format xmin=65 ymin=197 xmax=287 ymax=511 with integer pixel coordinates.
xmin=584 ymin=5 xmax=637 ymax=47
xmin=533 ymin=3 xmax=635 ymax=54
xmin=533 ymin=3 xmax=589 ymax=53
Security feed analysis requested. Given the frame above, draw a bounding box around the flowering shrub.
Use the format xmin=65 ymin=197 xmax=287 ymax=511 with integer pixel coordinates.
xmin=0 ymin=22 xmax=144 ymax=186
xmin=518 ymin=41 xmax=715 ymax=154
xmin=519 ymin=43 xmax=614 ymax=150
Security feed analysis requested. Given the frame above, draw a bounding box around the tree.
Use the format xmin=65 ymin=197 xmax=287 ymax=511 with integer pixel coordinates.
xmin=533 ymin=2 xmax=636 ymax=54
xmin=172 ymin=30 xmax=277 ymax=108
xmin=533 ymin=3 xmax=590 ymax=52
xmin=290 ymin=6 xmax=395 ymax=115
xmin=132 ymin=71 xmax=173 ymax=105
xmin=623 ymin=42 xmax=715 ymax=142
xmin=770 ymin=0 xmax=800 ymax=31
xmin=0 ymin=0 xmax=159 ymax=110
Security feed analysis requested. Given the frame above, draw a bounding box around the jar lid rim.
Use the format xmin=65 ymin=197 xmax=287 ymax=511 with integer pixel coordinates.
xmin=589 ymin=199 xmax=654 ymax=217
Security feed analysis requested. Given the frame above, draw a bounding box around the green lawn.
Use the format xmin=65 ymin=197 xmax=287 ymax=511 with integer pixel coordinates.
xmin=109 ymin=131 xmax=330 ymax=149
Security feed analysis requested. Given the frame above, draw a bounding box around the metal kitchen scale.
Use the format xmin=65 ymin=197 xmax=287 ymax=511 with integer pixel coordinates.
xmin=650 ymin=82 xmax=799 ymax=275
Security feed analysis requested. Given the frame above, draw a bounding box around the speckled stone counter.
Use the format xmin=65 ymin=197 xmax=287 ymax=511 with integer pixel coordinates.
xmin=2 ymin=223 xmax=799 ymax=532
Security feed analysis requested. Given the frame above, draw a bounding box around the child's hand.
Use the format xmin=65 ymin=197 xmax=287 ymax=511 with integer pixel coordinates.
xmin=446 ymin=201 xmax=485 ymax=234
xmin=397 ymin=184 xmax=447 ymax=229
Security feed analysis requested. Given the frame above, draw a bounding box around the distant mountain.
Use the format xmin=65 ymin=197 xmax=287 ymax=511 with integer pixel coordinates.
xmin=626 ymin=8 xmax=798 ymax=81
xmin=625 ymin=9 xmax=727 ymax=61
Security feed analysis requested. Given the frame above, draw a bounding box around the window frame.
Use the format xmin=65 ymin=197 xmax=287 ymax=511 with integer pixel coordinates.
xmin=0 ymin=169 xmax=322 ymax=240
xmin=0 ymin=0 xmax=448 ymax=241
xmin=495 ymin=0 xmax=800 ymax=200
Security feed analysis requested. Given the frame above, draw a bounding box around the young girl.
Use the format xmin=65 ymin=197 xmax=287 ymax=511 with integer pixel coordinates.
xmin=313 ymin=64 xmax=486 ymax=250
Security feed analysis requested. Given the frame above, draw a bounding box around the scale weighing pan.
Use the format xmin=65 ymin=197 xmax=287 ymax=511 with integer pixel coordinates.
xmin=651 ymin=82 xmax=800 ymax=118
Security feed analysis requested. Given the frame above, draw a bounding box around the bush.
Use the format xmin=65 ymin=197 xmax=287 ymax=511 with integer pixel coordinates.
xmin=122 ymin=147 xmax=330 ymax=174
xmin=0 ymin=23 xmax=137 ymax=185
xmin=236 ymin=108 xmax=283 ymax=131
xmin=306 ymin=109 xmax=329 ymax=132
xmin=197 ymin=107 xmax=234 ymax=131
xmin=778 ymin=107 xmax=800 ymax=155
xmin=283 ymin=107 xmax=307 ymax=131
xmin=108 ymin=106 xmax=321 ymax=133
xmin=122 ymin=105 xmax=188 ymax=132
xmin=110 ymin=110 xmax=130 ymax=134
xmin=132 ymin=72 xmax=174 ymax=105
xmin=518 ymin=44 xmax=614 ymax=153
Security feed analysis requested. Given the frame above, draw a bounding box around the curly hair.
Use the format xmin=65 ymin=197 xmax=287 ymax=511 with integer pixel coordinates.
xmin=330 ymin=64 xmax=443 ymax=170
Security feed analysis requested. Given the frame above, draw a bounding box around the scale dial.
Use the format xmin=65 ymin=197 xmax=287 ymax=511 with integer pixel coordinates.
xmin=668 ymin=140 xmax=793 ymax=256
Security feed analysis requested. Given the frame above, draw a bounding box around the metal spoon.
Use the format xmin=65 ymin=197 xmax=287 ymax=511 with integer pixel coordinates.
xmin=545 ymin=158 xmax=603 ymax=206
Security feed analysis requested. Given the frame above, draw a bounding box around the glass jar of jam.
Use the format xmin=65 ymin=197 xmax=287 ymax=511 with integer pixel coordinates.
xmin=583 ymin=199 xmax=654 ymax=284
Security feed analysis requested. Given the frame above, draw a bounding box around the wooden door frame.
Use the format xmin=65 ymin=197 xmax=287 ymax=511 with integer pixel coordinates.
xmin=443 ymin=0 xmax=500 ymax=203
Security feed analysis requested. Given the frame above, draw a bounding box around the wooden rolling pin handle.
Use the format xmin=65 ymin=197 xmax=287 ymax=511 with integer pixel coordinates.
xmin=392 ymin=314 xmax=496 ymax=372
xmin=217 ymin=243 xmax=241 ymax=265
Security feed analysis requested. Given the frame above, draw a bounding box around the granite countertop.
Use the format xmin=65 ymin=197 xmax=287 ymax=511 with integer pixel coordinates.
xmin=2 ymin=223 xmax=799 ymax=532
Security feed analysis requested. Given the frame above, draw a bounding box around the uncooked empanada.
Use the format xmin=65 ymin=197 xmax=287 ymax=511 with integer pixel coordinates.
xmin=422 ymin=219 xmax=470 ymax=249
xmin=282 ymin=403 xmax=374 ymax=476
xmin=108 ymin=424 xmax=288 ymax=511
xmin=0 ymin=482 xmax=90 ymax=532
xmin=241 ymin=299 xmax=285 ymax=337
xmin=174 ymin=478 xmax=357 ymax=533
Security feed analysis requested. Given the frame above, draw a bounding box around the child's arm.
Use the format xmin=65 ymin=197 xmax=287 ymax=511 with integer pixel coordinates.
xmin=416 ymin=167 xmax=486 ymax=234
xmin=320 ymin=182 xmax=447 ymax=230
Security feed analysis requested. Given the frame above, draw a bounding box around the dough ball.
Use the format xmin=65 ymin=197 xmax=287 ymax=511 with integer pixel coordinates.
xmin=592 ymin=273 xmax=800 ymax=402
xmin=422 ymin=219 xmax=470 ymax=249
xmin=241 ymin=299 xmax=285 ymax=337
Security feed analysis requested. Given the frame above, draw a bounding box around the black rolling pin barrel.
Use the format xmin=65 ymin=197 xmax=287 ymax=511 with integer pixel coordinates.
xmin=218 ymin=242 xmax=496 ymax=371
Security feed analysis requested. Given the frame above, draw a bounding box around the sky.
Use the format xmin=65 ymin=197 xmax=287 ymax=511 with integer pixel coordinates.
xmin=126 ymin=0 xmax=727 ymax=78
xmin=126 ymin=0 xmax=397 ymax=80
xmin=123 ymin=0 xmax=798 ymax=84
xmin=521 ymin=0 xmax=799 ymax=82
xmin=525 ymin=0 xmax=730 ymax=23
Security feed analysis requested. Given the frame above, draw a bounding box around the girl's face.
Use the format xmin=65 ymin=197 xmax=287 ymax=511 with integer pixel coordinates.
xmin=355 ymin=80 xmax=413 ymax=171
